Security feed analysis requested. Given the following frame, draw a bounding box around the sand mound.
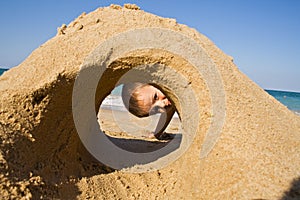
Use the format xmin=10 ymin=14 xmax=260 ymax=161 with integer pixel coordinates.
xmin=0 ymin=4 xmax=299 ymax=199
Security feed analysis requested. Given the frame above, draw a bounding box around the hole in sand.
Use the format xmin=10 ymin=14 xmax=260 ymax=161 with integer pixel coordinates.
xmin=97 ymin=84 xmax=182 ymax=153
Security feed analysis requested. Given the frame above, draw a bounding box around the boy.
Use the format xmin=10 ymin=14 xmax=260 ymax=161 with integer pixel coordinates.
xmin=122 ymin=83 xmax=175 ymax=139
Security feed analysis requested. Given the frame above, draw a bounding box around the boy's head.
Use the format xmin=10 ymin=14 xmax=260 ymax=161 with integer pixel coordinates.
xmin=122 ymin=83 xmax=171 ymax=117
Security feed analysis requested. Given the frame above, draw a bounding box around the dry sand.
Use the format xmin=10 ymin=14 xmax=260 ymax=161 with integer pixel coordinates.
xmin=0 ymin=4 xmax=299 ymax=199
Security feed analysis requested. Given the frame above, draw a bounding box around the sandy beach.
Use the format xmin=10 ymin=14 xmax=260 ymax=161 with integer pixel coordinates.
xmin=99 ymin=108 xmax=181 ymax=137
xmin=97 ymin=108 xmax=182 ymax=153
xmin=0 ymin=4 xmax=299 ymax=199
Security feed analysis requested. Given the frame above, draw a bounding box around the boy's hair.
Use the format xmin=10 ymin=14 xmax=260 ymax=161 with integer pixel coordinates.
xmin=121 ymin=82 xmax=151 ymax=117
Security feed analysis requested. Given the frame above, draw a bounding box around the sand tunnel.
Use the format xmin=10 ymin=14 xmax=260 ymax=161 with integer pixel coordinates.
xmin=0 ymin=4 xmax=299 ymax=199
xmin=72 ymin=28 xmax=226 ymax=172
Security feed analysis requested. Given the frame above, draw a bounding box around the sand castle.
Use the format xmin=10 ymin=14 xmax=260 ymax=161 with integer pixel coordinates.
xmin=0 ymin=4 xmax=299 ymax=199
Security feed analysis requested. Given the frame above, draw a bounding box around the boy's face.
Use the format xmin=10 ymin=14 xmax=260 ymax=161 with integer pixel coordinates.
xmin=136 ymin=85 xmax=171 ymax=114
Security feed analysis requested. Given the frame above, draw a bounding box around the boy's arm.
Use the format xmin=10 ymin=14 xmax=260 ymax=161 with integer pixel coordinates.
xmin=153 ymin=106 xmax=175 ymax=138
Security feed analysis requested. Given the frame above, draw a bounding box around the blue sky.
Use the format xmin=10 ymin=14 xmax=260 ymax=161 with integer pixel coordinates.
xmin=0 ymin=0 xmax=299 ymax=92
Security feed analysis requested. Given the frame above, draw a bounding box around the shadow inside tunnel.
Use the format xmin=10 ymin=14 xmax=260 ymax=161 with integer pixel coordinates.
xmin=281 ymin=176 xmax=300 ymax=200
xmin=107 ymin=133 xmax=182 ymax=153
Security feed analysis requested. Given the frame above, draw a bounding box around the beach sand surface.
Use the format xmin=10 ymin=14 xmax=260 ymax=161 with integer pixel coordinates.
xmin=98 ymin=108 xmax=181 ymax=153
xmin=0 ymin=4 xmax=299 ymax=199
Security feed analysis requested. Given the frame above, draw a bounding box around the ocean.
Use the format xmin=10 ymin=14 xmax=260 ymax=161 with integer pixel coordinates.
xmin=1 ymin=68 xmax=299 ymax=116
xmin=0 ymin=68 xmax=7 ymax=75
xmin=265 ymin=90 xmax=300 ymax=115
